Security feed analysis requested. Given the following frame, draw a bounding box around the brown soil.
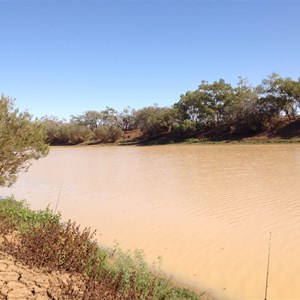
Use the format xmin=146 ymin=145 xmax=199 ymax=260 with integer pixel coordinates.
xmin=0 ymin=233 xmax=74 ymax=300
xmin=0 ymin=249 xmax=69 ymax=300
xmin=239 ymin=118 xmax=300 ymax=142
xmin=264 ymin=118 xmax=300 ymax=139
xmin=118 ymin=129 xmax=143 ymax=143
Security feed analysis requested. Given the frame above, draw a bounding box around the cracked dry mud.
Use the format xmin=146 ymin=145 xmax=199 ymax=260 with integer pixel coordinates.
xmin=0 ymin=250 xmax=72 ymax=300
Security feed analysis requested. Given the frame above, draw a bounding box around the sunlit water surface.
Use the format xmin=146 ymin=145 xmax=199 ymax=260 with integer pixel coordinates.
xmin=2 ymin=144 xmax=300 ymax=300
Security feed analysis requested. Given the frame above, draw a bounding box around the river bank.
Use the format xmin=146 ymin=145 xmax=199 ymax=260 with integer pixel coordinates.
xmin=118 ymin=117 xmax=300 ymax=146
xmin=45 ymin=116 xmax=300 ymax=147
xmin=0 ymin=197 xmax=213 ymax=300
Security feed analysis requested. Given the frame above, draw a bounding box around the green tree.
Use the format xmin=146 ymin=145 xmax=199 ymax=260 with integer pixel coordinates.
xmin=134 ymin=106 xmax=181 ymax=137
xmin=100 ymin=107 xmax=120 ymax=127
xmin=176 ymin=90 xmax=209 ymax=125
xmin=41 ymin=116 xmax=93 ymax=145
xmin=197 ymin=79 xmax=235 ymax=126
xmin=176 ymin=79 xmax=235 ymax=128
xmin=70 ymin=107 xmax=123 ymax=129
xmin=0 ymin=96 xmax=49 ymax=186
xmin=257 ymin=73 xmax=300 ymax=121
xmin=70 ymin=110 xmax=102 ymax=130
xmin=119 ymin=107 xmax=136 ymax=131
xmin=225 ymin=77 xmax=263 ymax=133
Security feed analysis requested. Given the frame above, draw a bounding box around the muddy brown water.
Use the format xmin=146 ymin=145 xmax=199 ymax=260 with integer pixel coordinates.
xmin=2 ymin=144 xmax=300 ymax=300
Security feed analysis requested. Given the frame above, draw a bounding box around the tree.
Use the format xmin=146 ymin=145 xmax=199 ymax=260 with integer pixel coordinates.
xmin=70 ymin=110 xmax=102 ymax=130
xmin=134 ymin=106 xmax=181 ymax=137
xmin=176 ymin=90 xmax=209 ymax=125
xmin=176 ymin=79 xmax=235 ymax=128
xmin=41 ymin=116 xmax=93 ymax=145
xmin=119 ymin=107 xmax=136 ymax=131
xmin=0 ymin=96 xmax=49 ymax=186
xmin=100 ymin=107 xmax=121 ymax=127
xmin=197 ymin=79 xmax=235 ymax=126
xmin=70 ymin=107 xmax=122 ymax=129
xmin=225 ymin=77 xmax=263 ymax=133
xmin=257 ymin=73 xmax=300 ymax=121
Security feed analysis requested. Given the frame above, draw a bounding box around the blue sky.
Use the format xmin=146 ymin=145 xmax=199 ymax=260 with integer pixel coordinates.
xmin=1 ymin=0 xmax=300 ymax=119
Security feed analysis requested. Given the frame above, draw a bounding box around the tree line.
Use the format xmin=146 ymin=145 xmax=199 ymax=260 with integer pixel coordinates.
xmin=1 ymin=73 xmax=300 ymax=186
xmin=40 ymin=73 xmax=300 ymax=144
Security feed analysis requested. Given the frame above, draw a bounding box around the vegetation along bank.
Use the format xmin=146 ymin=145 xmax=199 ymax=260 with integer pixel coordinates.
xmin=0 ymin=197 xmax=212 ymax=300
xmin=37 ymin=73 xmax=300 ymax=145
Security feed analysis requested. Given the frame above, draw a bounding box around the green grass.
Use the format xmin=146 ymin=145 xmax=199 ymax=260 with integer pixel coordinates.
xmin=0 ymin=197 xmax=202 ymax=300
xmin=0 ymin=197 xmax=60 ymax=232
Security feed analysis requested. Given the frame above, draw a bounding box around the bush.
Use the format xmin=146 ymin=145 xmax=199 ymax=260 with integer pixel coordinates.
xmin=93 ymin=126 xmax=123 ymax=143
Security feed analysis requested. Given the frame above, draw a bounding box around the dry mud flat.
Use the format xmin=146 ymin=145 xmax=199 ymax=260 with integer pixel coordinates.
xmin=0 ymin=250 xmax=68 ymax=300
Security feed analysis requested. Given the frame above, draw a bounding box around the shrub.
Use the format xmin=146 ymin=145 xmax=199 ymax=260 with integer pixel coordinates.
xmin=93 ymin=126 xmax=123 ymax=143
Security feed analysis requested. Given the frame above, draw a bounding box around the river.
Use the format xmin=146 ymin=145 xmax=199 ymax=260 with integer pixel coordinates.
xmin=1 ymin=144 xmax=300 ymax=300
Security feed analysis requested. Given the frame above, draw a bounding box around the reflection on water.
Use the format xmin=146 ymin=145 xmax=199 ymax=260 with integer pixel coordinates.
xmin=2 ymin=144 xmax=300 ymax=300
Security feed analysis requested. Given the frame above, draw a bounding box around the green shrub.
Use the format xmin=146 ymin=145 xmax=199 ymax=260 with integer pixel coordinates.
xmin=93 ymin=126 xmax=123 ymax=143
xmin=0 ymin=197 xmax=58 ymax=232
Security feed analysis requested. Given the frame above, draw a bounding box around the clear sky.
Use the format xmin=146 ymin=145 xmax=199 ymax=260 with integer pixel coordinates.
xmin=1 ymin=0 xmax=300 ymax=119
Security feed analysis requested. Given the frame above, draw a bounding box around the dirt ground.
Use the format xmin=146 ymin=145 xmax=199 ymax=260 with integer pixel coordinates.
xmin=0 ymin=249 xmax=70 ymax=300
